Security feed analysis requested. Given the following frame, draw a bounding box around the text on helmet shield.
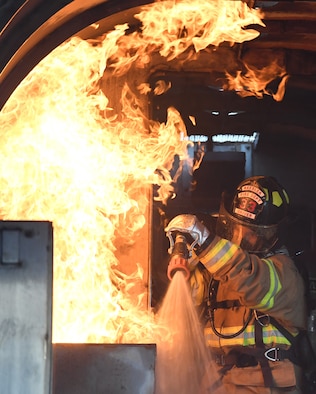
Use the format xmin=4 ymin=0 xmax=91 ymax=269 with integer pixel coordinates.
xmin=234 ymin=207 xmax=256 ymax=220
xmin=241 ymin=185 xmax=265 ymax=198
xmin=238 ymin=191 xmax=263 ymax=205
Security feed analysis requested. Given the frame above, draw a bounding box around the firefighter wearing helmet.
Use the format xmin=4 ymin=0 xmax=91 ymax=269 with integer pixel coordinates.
xmin=216 ymin=175 xmax=290 ymax=254
xmin=165 ymin=176 xmax=308 ymax=394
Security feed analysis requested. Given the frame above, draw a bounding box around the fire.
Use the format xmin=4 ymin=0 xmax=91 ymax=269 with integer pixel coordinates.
xmin=0 ymin=35 xmax=189 ymax=344
xmin=107 ymin=0 xmax=265 ymax=72
xmin=0 ymin=0 xmax=286 ymax=344
xmin=225 ymin=59 xmax=289 ymax=101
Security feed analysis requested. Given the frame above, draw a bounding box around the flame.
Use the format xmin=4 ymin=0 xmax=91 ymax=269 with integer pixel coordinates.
xmin=225 ymin=60 xmax=289 ymax=101
xmin=0 ymin=36 xmax=190 ymax=343
xmin=134 ymin=0 xmax=264 ymax=60
xmin=0 ymin=0 xmax=286 ymax=344
xmin=107 ymin=0 xmax=264 ymax=72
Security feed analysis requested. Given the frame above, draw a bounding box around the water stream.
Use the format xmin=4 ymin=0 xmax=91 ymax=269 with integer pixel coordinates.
xmin=155 ymin=271 xmax=219 ymax=394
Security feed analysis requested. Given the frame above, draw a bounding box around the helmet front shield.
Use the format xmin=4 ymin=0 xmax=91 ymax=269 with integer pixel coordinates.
xmin=216 ymin=198 xmax=278 ymax=254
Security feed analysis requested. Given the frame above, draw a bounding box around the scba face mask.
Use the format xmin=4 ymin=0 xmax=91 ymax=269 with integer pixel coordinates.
xmin=216 ymin=201 xmax=278 ymax=254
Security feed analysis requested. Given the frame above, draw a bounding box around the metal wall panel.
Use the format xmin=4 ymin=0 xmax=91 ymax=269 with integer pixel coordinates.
xmin=53 ymin=343 xmax=156 ymax=394
xmin=0 ymin=221 xmax=53 ymax=394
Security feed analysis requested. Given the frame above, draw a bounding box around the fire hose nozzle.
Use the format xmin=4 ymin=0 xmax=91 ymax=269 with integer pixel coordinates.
xmin=167 ymin=233 xmax=190 ymax=281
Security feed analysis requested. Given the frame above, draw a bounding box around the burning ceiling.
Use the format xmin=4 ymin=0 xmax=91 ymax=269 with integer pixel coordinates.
xmin=1 ymin=1 xmax=316 ymax=140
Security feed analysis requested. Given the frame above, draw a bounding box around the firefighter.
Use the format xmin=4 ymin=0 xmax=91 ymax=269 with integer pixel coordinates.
xmin=165 ymin=176 xmax=307 ymax=394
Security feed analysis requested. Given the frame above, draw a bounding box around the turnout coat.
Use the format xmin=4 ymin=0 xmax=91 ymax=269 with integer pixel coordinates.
xmin=190 ymin=235 xmax=306 ymax=393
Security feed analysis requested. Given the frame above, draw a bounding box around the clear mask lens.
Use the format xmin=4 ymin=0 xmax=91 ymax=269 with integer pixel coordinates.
xmin=216 ymin=201 xmax=278 ymax=253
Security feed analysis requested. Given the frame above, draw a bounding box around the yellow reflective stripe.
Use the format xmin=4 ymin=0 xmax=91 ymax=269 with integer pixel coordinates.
xmin=204 ymin=324 xmax=291 ymax=347
xmin=253 ymin=258 xmax=282 ymax=310
xmin=200 ymin=239 xmax=239 ymax=273
xmin=283 ymin=189 xmax=290 ymax=204
xmin=272 ymin=190 xmax=282 ymax=207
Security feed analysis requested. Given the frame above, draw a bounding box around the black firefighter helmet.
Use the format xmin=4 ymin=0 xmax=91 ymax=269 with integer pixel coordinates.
xmin=216 ymin=176 xmax=290 ymax=253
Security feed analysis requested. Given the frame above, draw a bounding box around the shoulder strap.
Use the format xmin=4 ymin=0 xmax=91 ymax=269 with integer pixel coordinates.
xmin=268 ymin=316 xmax=296 ymax=343
xmin=255 ymin=319 xmax=274 ymax=387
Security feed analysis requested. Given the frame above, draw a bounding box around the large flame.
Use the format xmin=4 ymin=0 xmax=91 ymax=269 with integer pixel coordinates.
xmin=0 ymin=0 xmax=285 ymax=343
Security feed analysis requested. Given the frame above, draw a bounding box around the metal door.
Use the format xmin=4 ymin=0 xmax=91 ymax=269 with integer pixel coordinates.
xmin=0 ymin=221 xmax=53 ymax=394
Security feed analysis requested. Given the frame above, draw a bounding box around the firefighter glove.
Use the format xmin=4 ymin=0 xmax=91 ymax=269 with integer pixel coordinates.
xmin=165 ymin=214 xmax=213 ymax=261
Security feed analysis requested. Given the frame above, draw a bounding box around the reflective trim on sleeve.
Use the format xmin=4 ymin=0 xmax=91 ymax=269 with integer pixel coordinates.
xmin=253 ymin=258 xmax=282 ymax=311
xmin=200 ymin=239 xmax=239 ymax=273
xmin=204 ymin=324 xmax=291 ymax=347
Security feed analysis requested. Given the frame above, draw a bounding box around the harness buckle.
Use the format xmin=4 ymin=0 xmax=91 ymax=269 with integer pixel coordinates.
xmin=264 ymin=347 xmax=281 ymax=362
